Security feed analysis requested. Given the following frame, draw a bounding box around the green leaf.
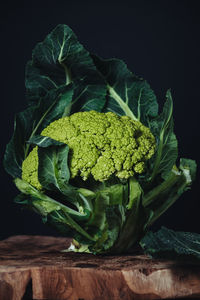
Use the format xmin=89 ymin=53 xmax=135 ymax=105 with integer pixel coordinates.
xmin=108 ymin=178 xmax=145 ymax=253
xmin=38 ymin=144 xmax=70 ymax=191
xmin=102 ymin=205 xmax=125 ymax=251
xmin=180 ymin=158 xmax=197 ymax=182
xmin=14 ymin=179 xmax=93 ymax=240
xmin=46 ymin=210 xmax=94 ymax=243
xmin=47 ymin=209 xmax=94 ymax=241
xmin=140 ymin=227 xmax=200 ymax=260
xmin=87 ymin=192 xmax=109 ymax=231
xmin=35 ymin=137 xmax=93 ymax=214
xmin=26 ymin=24 xmax=94 ymax=100
xmin=101 ymin=184 xmax=125 ymax=206
xmin=28 ymin=136 xmax=91 ymax=209
xmin=126 ymin=177 xmax=143 ymax=210
xmin=142 ymin=158 xmax=196 ymax=226
xmin=70 ymin=77 xmax=107 ymax=113
xmin=3 ymin=85 xmax=73 ymax=178
xmin=87 ymin=184 xmax=128 ymax=253
xmin=92 ymin=55 xmax=158 ymax=124
xmin=26 ymin=24 xmax=107 ymax=112
xmin=4 ymin=106 xmax=35 ymax=178
xmin=148 ymin=90 xmax=178 ymax=181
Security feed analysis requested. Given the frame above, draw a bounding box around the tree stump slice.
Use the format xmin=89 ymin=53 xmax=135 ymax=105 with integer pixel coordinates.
xmin=0 ymin=236 xmax=200 ymax=300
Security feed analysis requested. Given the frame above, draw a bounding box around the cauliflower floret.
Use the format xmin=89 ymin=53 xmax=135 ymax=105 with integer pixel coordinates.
xmin=22 ymin=147 xmax=42 ymax=190
xmin=22 ymin=111 xmax=156 ymax=187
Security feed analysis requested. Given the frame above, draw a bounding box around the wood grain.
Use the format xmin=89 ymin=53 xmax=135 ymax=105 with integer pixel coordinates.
xmin=0 ymin=235 xmax=200 ymax=300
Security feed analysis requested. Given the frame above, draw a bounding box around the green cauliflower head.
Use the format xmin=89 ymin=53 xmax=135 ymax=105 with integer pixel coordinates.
xmin=22 ymin=111 xmax=156 ymax=188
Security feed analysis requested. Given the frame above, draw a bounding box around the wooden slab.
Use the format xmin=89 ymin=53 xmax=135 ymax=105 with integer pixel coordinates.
xmin=0 ymin=236 xmax=200 ymax=300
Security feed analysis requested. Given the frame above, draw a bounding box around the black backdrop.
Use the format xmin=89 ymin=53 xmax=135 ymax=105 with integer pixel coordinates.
xmin=1 ymin=0 xmax=200 ymax=239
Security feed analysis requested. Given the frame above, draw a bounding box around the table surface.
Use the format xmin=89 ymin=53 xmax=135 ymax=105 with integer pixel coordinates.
xmin=0 ymin=235 xmax=200 ymax=300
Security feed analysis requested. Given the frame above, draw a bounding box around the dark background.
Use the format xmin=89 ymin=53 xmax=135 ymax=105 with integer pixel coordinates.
xmin=0 ymin=0 xmax=200 ymax=239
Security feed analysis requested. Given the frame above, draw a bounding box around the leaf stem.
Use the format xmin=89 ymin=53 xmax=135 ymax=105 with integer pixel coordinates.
xmin=24 ymin=100 xmax=57 ymax=158
xmin=107 ymin=85 xmax=138 ymax=120
xmin=142 ymin=170 xmax=180 ymax=208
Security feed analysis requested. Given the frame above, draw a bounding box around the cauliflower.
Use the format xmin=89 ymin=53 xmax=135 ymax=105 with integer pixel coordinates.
xmin=22 ymin=110 xmax=155 ymax=188
xmin=5 ymin=25 xmax=196 ymax=255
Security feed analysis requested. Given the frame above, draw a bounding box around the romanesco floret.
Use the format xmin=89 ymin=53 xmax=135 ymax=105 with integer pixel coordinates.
xmin=22 ymin=111 xmax=156 ymax=188
xmin=22 ymin=147 xmax=42 ymax=190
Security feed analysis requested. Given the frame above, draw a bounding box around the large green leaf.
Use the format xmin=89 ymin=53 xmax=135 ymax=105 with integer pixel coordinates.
xmin=148 ymin=90 xmax=178 ymax=181
xmin=26 ymin=24 xmax=107 ymax=112
xmin=26 ymin=24 xmax=95 ymax=100
xmin=3 ymin=85 xmax=73 ymax=178
xmin=92 ymin=55 xmax=158 ymax=124
xmin=140 ymin=227 xmax=200 ymax=260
